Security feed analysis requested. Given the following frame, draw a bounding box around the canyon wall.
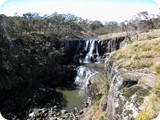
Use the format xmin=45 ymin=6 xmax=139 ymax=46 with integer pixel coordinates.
xmin=105 ymin=54 xmax=156 ymax=120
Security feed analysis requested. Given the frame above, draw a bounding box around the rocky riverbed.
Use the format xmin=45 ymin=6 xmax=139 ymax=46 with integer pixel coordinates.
xmin=1 ymin=85 xmax=91 ymax=120
xmin=28 ymin=106 xmax=87 ymax=120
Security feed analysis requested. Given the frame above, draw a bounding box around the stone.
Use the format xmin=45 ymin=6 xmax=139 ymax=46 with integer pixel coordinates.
xmin=105 ymin=54 xmax=156 ymax=120
xmin=79 ymin=110 xmax=84 ymax=115
xmin=44 ymin=113 xmax=48 ymax=117
xmin=43 ymin=109 xmax=48 ymax=114
xmin=54 ymin=108 xmax=58 ymax=112
xmin=61 ymin=110 xmax=67 ymax=114
xmin=56 ymin=112 xmax=61 ymax=116
xmin=61 ymin=114 xmax=68 ymax=119
xmin=53 ymin=106 xmax=58 ymax=109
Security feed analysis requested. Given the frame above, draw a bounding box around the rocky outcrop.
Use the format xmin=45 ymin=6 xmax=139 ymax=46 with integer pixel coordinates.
xmin=99 ymin=36 xmax=125 ymax=54
xmin=105 ymin=55 xmax=157 ymax=120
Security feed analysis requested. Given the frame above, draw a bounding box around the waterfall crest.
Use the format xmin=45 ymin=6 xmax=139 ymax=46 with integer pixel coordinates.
xmin=83 ymin=39 xmax=100 ymax=63
xmin=65 ymin=38 xmax=101 ymax=63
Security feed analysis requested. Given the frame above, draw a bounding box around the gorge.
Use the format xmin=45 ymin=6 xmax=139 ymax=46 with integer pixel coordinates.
xmin=1 ymin=12 xmax=160 ymax=120
xmin=0 ymin=35 xmax=126 ymax=119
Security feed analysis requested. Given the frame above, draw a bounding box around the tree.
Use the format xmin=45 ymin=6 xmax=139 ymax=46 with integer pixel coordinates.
xmin=104 ymin=21 xmax=119 ymax=33
xmin=90 ymin=20 xmax=104 ymax=30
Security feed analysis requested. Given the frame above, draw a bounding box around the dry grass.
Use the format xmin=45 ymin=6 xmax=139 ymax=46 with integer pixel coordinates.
xmin=135 ymin=93 xmax=160 ymax=120
xmin=98 ymin=29 xmax=160 ymax=119
xmin=125 ymin=60 xmax=153 ymax=69
xmin=155 ymin=77 xmax=160 ymax=91
xmin=110 ymin=34 xmax=160 ymax=119
xmin=153 ymin=62 xmax=160 ymax=75
xmin=81 ymin=74 xmax=108 ymax=120
xmin=135 ymin=105 xmax=152 ymax=120
xmin=82 ymin=95 xmax=106 ymax=120
xmin=138 ymin=29 xmax=160 ymax=41
xmin=98 ymin=32 xmax=125 ymax=40
xmin=112 ymin=38 xmax=160 ymax=69
xmin=98 ymin=29 xmax=160 ymax=41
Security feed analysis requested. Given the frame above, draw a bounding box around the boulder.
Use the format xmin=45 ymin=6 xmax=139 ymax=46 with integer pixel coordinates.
xmin=61 ymin=110 xmax=67 ymax=114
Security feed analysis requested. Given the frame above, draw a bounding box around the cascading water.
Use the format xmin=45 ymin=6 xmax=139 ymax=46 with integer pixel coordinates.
xmin=74 ymin=66 xmax=98 ymax=88
xmin=60 ymin=38 xmax=102 ymax=111
xmin=83 ymin=39 xmax=100 ymax=63
xmin=65 ymin=38 xmax=101 ymax=64
xmin=67 ymin=38 xmax=101 ymax=89
xmin=71 ymin=38 xmax=101 ymax=88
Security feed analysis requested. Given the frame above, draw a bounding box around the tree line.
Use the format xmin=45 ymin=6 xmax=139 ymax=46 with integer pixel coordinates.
xmin=1 ymin=11 xmax=160 ymax=39
xmin=0 ymin=10 xmax=160 ymax=90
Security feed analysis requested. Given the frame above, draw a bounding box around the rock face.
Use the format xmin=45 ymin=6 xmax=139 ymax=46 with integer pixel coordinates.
xmin=105 ymin=55 xmax=156 ymax=120
xmin=64 ymin=36 xmax=125 ymax=63
xmin=65 ymin=38 xmax=100 ymax=63
xmin=99 ymin=36 xmax=125 ymax=54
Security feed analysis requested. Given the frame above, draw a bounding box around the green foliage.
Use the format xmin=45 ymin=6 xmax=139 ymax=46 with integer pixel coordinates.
xmin=90 ymin=20 xmax=104 ymax=30
xmin=0 ymin=33 xmax=75 ymax=89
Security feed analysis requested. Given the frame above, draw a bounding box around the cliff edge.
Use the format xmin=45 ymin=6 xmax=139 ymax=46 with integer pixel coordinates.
xmin=105 ymin=38 xmax=160 ymax=120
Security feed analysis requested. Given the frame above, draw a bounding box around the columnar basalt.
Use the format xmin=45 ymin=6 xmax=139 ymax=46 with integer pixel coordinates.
xmin=64 ymin=36 xmax=125 ymax=63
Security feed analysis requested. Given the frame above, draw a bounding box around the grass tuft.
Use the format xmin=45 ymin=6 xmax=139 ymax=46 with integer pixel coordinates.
xmin=153 ymin=62 xmax=160 ymax=74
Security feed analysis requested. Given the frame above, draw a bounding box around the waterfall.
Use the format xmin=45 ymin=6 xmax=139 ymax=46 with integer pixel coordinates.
xmin=65 ymin=38 xmax=101 ymax=63
xmin=74 ymin=66 xmax=98 ymax=88
xmin=83 ymin=39 xmax=100 ymax=63
xmin=64 ymin=38 xmax=101 ymax=93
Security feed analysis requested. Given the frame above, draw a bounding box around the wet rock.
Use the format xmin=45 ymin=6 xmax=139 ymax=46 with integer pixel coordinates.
xmin=84 ymin=103 xmax=89 ymax=107
xmin=61 ymin=110 xmax=67 ymax=114
xmin=79 ymin=110 xmax=84 ymax=115
xmin=73 ymin=107 xmax=79 ymax=114
xmin=61 ymin=114 xmax=68 ymax=119
xmin=54 ymin=108 xmax=58 ymax=112
xmin=43 ymin=108 xmax=48 ymax=113
xmin=44 ymin=113 xmax=48 ymax=117
xmin=53 ymin=105 xmax=58 ymax=109
xmin=56 ymin=112 xmax=61 ymax=116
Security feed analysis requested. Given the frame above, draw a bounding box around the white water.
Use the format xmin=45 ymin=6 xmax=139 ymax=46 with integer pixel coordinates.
xmin=74 ymin=39 xmax=100 ymax=88
xmin=74 ymin=66 xmax=98 ymax=88
xmin=0 ymin=113 xmax=7 ymax=120
xmin=83 ymin=38 xmax=100 ymax=63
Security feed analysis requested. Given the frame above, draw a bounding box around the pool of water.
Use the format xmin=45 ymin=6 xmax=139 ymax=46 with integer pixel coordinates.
xmin=56 ymin=87 xmax=84 ymax=111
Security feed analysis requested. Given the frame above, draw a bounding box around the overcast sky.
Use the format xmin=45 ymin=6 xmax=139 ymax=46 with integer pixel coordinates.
xmin=0 ymin=0 xmax=159 ymax=22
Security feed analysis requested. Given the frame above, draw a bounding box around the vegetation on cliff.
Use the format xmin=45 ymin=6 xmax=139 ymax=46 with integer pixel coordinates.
xmin=1 ymin=10 xmax=160 ymax=119
xmin=109 ymin=31 xmax=160 ymax=119
xmin=82 ymin=29 xmax=160 ymax=120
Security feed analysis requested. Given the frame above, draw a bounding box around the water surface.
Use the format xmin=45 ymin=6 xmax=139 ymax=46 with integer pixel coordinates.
xmin=56 ymin=87 xmax=84 ymax=111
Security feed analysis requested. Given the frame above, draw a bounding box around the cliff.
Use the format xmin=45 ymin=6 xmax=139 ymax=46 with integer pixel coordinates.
xmin=83 ymin=37 xmax=160 ymax=120
xmin=64 ymin=36 xmax=125 ymax=63
xmin=105 ymin=38 xmax=160 ymax=120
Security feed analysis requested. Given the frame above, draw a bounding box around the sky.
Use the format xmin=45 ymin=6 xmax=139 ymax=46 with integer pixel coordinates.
xmin=0 ymin=0 xmax=160 ymax=22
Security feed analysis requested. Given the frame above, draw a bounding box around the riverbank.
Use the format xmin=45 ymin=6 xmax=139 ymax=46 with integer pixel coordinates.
xmin=81 ymin=29 xmax=160 ymax=120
